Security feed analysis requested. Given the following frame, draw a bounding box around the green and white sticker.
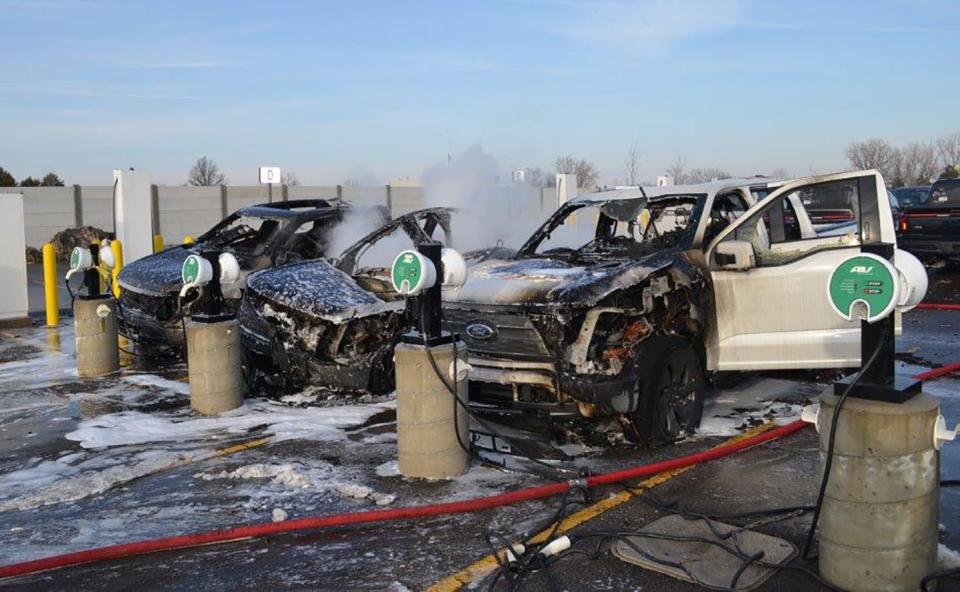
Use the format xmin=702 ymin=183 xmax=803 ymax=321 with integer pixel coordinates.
xmin=182 ymin=255 xmax=201 ymax=284
xmin=826 ymin=253 xmax=899 ymax=323
xmin=391 ymin=250 xmax=436 ymax=295
xmin=69 ymin=247 xmax=81 ymax=270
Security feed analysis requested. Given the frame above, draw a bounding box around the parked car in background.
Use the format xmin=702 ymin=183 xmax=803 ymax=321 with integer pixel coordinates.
xmin=117 ymin=200 xmax=366 ymax=356
xmin=892 ymin=185 xmax=931 ymax=209
xmin=898 ymin=178 xmax=960 ymax=264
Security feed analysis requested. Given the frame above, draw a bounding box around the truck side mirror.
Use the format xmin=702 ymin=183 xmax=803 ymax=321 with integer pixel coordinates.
xmin=713 ymin=241 xmax=756 ymax=271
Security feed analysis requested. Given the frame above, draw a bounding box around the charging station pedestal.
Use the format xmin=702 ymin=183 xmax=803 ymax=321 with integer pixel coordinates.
xmin=817 ymin=243 xmax=940 ymax=592
xmin=391 ymin=243 xmax=470 ymax=479
xmin=181 ymin=251 xmax=245 ymax=415
xmin=70 ymin=243 xmax=120 ymax=377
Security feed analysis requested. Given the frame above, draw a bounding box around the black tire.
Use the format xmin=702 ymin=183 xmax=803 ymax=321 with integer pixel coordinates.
xmin=625 ymin=336 xmax=706 ymax=444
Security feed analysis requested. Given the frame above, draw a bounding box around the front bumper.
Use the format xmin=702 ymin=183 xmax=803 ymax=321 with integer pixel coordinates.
xmin=238 ymin=299 xmax=390 ymax=394
xmin=117 ymin=301 xmax=184 ymax=350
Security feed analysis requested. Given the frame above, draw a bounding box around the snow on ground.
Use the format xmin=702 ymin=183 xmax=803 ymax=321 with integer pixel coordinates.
xmin=939 ymin=543 xmax=960 ymax=569
xmin=65 ymin=398 xmax=393 ymax=449
xmin=0 ymin=449 xmax=191 ymax=512
xmin=697 ymin=375 xmax=819 ymax=437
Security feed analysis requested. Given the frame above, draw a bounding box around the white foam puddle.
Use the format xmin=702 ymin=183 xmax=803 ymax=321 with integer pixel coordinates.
xmin=65 ymin=398 xmax=393 ymax=449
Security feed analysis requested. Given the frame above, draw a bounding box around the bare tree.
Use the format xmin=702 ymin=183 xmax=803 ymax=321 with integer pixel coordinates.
xmin=684 ymin=167 xmax=732 ymax=184
xmin=343 ymin=178 xmax=360 ymax=187
xmin=188 ymin=156 xmax=227 ymax=186
xmin=892 ymin=142 xmax=937 ymax=187
xmin=666 ymin=155 xmax=685 ymax=184
xmin=281 ymin=172 xmax=300 ymax=186
xmin=623 ymin=144 xmax=641 ymax=186
xmin=554 ymin=155 xmax=599 ymax=188
xmin=845 ymin=139 xmax=896 ymax=179
xmin=937 ymin=132 xmax=960 ymax=168
xmin=522 ymin=167 xmax=546 ymax=188
xmin=768 ymin=167 xmax=791 ymax=179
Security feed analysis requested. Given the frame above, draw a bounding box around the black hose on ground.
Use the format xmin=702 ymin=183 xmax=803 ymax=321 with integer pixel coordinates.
xmin=802 ymin=328 xmax=888 ymax=560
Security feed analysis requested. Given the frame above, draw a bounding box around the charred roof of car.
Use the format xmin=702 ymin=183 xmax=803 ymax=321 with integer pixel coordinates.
xmin=572 ymin=177 xmax=779 ymax=205
xmin=236 ymin=199 xmax=348 ymax=221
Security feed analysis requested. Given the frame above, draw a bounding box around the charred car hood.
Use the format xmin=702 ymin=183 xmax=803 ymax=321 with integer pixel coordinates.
xmin=444 ymin=250 xmax=676 ymax=308
xmin=246 ymin=260 xmax=401 ymax=323
xmin=117 ymin=247 xmax=191 ymax=296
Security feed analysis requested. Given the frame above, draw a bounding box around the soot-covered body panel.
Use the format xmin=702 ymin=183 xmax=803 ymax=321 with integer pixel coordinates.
xmin=239 ymin=208 xmax=458 ymax=396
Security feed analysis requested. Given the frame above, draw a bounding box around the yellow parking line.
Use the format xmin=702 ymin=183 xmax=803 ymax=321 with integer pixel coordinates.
xmin=427 ymin=422 xmax=777 ymax=592
xmin=213 ymin=437 xmax=271 ymax=457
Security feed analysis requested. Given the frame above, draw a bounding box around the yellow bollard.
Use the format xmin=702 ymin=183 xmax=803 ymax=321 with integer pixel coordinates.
xmin=183 ymin=235 xmax=195 ymax=245
xmin=110 ymin=239 xmax=124 ymax=298
xmin=42 ymin=243 xmax=58 ymax=327
xmin=153 ymin=234 xmax=164 ymax=253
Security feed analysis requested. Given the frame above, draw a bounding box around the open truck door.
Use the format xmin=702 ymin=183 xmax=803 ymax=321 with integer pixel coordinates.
xmin=703 ymin=170 xmax=895 ymax=371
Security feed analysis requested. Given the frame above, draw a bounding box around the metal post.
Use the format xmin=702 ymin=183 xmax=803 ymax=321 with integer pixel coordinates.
xmin=268 ymin=183 xmax=273 ymax=204
xmin=73 ymin=185 xmax=83 ymax=227
xmin=150 ymin=185 xmax=160 ymax=237
xmin=219 ymin=185 xmax=228 ymax=218
xmin=281 ymin=184 xmax=289 ymax=202
xmin=336 ymin=184 xmax=343 ymax=202
xmin=418 ymin=242 xmax=443 ymax=341
xmin=110 ymin=240 xmax=124 ymax=298
xmin=385 ymin=184 xmax=393 ymax=216
xmin=42 ymin=243 xmax=58 ymax=327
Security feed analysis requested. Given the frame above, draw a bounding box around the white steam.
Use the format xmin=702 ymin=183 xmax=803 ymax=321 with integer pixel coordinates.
xmin=421 ymin=145 xmax=544 ymax=252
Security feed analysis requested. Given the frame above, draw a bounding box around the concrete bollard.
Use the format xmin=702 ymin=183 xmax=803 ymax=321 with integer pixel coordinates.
xmin=74 ymin=296 xmax=120 ymax=377
xmin=395 ymin=341 xmax=469 ymax=479
xmin=42 ymin=243 xmax=58 ymax=327
xmin=186 ymin=318 xmax=245 ymax=415
xmin=817 ymin=390 xmax=940 ymax=592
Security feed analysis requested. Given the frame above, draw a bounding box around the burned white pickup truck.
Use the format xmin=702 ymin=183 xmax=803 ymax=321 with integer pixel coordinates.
xmin=444 ymin=171 xmax=900 ymax=443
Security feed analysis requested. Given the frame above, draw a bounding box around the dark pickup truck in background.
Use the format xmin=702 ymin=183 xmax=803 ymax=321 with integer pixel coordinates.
xmin=898 ymin=178 xmax=960 ymax=264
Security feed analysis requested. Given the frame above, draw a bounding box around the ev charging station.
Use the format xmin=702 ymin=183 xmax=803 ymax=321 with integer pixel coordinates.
xmin=808 ymin=243 xmax=957 ymax=592
xmin=66 ymin=241 xmax=119 ymax=377
xmin=179 ymin=250 xmax=245 ymax=415
xmin=390 ymin=243 xmax=470 ymax=479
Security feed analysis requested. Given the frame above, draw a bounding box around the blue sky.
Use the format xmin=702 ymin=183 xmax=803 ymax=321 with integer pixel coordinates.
xmin=1 ymin=0 xmax=958 ymax=185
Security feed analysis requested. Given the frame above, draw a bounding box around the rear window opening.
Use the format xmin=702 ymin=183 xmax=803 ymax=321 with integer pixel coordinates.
xmin=928 ymin=180 xmax=960 ymax=206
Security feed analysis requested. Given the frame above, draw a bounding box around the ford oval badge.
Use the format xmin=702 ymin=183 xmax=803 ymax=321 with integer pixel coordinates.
xmin=465 ymin=322 xmax=496 ymax=341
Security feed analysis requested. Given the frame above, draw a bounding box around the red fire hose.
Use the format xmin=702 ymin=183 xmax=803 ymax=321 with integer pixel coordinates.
xmin=0 ymin=419 xmax=807 ymax=580
xmin=916 ymin=303 xmax=960 ymax=311
xmin=914 ymin=363 xmax=960 ymax=382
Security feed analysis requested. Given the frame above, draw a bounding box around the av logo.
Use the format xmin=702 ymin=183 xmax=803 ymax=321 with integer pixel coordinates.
xmin=850 ymin=265 xmax=874 ymax=273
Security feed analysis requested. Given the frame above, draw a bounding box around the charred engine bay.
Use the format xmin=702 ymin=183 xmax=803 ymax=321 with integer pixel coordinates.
xmin=241 ymin=260 xmax=406 ymax=396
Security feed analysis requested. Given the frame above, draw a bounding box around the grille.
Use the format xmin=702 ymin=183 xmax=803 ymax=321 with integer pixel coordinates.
xmin=444 ymin=308 xmax=553 ymax=361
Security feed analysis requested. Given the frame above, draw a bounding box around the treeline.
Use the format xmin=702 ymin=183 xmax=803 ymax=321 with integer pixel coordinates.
xmin=0 ymin=167 xmax=65 ymax=187
xmin=846 ymin=132 xmax=960 ymax=188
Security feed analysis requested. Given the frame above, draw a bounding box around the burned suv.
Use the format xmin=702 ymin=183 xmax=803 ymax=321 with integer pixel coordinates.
xmin=117 ymin=200 xmax=365 ymax=354
xmin=240 ymin=208 xmax=464 ymax=395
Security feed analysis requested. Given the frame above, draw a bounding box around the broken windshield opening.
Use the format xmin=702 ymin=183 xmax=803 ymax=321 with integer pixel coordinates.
xmin=205 ymin=215 xmax=281 ymax=256
xmin=521 ymin=195 xmax=704 ymax=260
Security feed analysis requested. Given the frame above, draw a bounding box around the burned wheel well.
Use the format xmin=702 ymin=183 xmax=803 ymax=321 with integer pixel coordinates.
xmin=562 ymin=268 xmax=705 ymax=376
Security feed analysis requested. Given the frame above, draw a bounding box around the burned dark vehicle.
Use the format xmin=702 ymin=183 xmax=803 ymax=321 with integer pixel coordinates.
xmin=240 ymin=208 xmax=464 ymax=395
xmin=117 ymin=200 xmax=363 ymax=354
xmin=443 ymin=181 xmax=775 ymax=443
